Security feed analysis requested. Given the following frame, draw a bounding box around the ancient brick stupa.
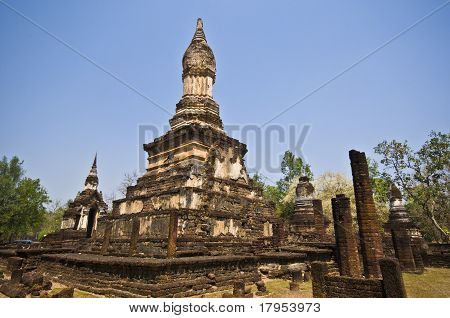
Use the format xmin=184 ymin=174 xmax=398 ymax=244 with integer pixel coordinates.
xmin=287 ymin=177 xmax=329 ymax=242
xmin=95 ymin=18 xmax=277 ymax=257
xmin=384 ymin=184 xmax=424 ymax=272
xmin=60 ymin=155 xmax=108 ymax=238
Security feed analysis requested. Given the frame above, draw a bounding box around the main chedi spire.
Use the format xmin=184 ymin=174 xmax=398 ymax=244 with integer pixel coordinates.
xmin=169 ymin=18 xmax=223 ymax=130
xmin=105 ymin=18 xmax=277 ymax=260
xmin=84 ymin=153 xmax=99 ymax=190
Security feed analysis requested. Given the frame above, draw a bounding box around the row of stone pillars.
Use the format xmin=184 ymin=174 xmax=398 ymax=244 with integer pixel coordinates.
xmin=331 ymin=150 xmax=423 ymax=278
xmin=327 ymin=150 xmax=384 ymax=278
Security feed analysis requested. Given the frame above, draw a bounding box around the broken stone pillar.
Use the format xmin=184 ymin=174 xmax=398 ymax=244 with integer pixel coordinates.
xmin=313 ymin=200 xmax=327 ymax=240
xmin=379 ymin=258 xmax=407 ymax=298
xmin=292 ymin=270 xmax=302 ymax=282
xmin=311 ymin=261 xmax=328 ymax=298
xmin=303 ymin=271 xmax=311 ymax=282
xmin=10 ymin=269 xmax=23 ymax=283
xmin=412 ymin=244 xmax=425 ymax=273
xmin=289 ymin=281 xmax=299 ymax=291
xmin=331 ymin=194 xmax=362 ymax=277
xmin=101 ymin=221 xmax=113 ymax=255
xmin=384 ymin=184 xmax=417 ymax=272
xmin=255 ymin=280 xmax=267 ymax=295
xmin=7 ymin=257 xmax=23 ymax=271
xmin=272 ymin=219 xmax=286 ymax=247
xmin=349 ymin=150 xmax=384 ymax=278
xmin=129 ymin=218 xmax=140 ymax=255
xmin=233 ymin=281 xmax=245 ymax=297
xmin=167 ymin=212 xmax=178 ymax=258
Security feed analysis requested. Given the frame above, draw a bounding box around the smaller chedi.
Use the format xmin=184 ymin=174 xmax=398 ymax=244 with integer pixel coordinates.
xmin=384 ymin=184 xmax=424 ymax=272
xmin=287 ymin=176 xmax=329 ymax=242
xmin=60 ymin=155 xmax=108 ymax=238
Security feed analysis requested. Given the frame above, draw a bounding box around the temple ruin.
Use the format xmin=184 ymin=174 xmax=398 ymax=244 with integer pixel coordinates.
xmin=0 ymin=18 xmax=442 ymax=299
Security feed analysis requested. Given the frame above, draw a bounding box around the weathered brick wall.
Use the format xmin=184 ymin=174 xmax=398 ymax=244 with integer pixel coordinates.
xmin=423 ymin=254 xmax=450 ymax=268
xmin=36 ymin=252 xmax=316 ymax=298
xmin=92 ymin=205 xmax=278 ymax=257
xmin=324 ymin=275 xmax=384 ymax=298
xmin=312 ymin=258 xmax=407 ymax=298
xmin=38 ymin=254 xmax=260 ymax=298
xmin=424 ymin=244 xmax=450 ymax=268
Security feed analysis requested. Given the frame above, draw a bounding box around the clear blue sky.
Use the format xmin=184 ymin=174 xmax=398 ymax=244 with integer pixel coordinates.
xmin=1 ymin=0 xmax=449 ymax=204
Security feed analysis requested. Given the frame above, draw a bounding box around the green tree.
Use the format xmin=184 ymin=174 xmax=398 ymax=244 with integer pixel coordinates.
xmin=37 ymin=200 xmax=67 ymax=240
xmin=278 ymin=151 xmax=313 ymax=193
xmin=367 ymin=158 xmax=391 ymax=224
xmin=314 ymin=171 xmax=356 ymax=224
xmin=374 ymin=131 xmax=449 ymax=242
xmin=251 ymin=151 xmax=313 ymax=218
xmin=0 ymin=156 xmax=50 ymax=241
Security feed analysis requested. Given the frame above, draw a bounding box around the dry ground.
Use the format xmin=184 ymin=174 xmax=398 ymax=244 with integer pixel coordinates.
xmin=403 ymin=267 xmax=450 ymax=298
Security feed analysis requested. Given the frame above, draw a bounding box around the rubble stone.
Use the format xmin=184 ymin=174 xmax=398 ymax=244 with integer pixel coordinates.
xmin=7 ymin=257 xmax=23 ymax=271
xmin=0 ymin=282 xmax=27 ymax=298
xmin=10 ymin=269 xmax=23 ymax=283
xmin=21 ymin=271 xmax=44 ymax=287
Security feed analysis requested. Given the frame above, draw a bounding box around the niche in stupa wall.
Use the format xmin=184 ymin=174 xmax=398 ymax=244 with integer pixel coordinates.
xmin=213 ymin=147 xmax=249 ymax=183
xmin=111 ymin=219 xmax=133 ymax=239
xmin=139 ymin=215 xmax=153 ymax=236
xmin=61 ymin=218 xmax=75 ymax=230
xmin=211 ymin=218 xmax=244 ymax=237
xmin=184 ymin=173 xmax=203 ymax=187
xmin=118 ymin=200 xmax=143 ymax=215
xmin=263 ymin=221 xmax=273 ymax=237
xmin=96 ymin=221 xmax=106 ymax=239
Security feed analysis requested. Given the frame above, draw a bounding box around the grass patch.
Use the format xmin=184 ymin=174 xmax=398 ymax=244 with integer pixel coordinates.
xmin=73 ymin=289 xmax=102 ymax=298
xmin=403 ymin=267 xmax=450 ymax=298
xmin=194 ymin=279 xmax=312 ymax=298
xmin=197 ymin=267 xmax=450 ymax=298
xmin=49 ymin=286 xmax=101 ymax=298
xmin=264 ymin=279 xmax=313 ymax=298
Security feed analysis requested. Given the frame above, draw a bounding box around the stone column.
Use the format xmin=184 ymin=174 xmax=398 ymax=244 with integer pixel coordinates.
xmin=129 ymin=218 xmax=140 ymax=256
xmin=331 ymin=194 xmax=362 ymax=277
xmin=379 ymin=258 xmax=407 ymax=298
xmin=313 ymin=200 xmax=326 ymax=240
xmin=167 ymin=212 xmax=178 ymax=258
xmin=272 ymin=219 xmax=286 ymax=247
xmin=233 ymin=281 xmax=245 ymax=297
xmin=411 ymin=244 xmax=424 ymax=273
xmin=101 ymin=221 xmax=113 ymax=255
xmin=311 ymin=261 xmax=328 ymax=298
xmin=349 ymin=150 xmax=384 ymax=278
